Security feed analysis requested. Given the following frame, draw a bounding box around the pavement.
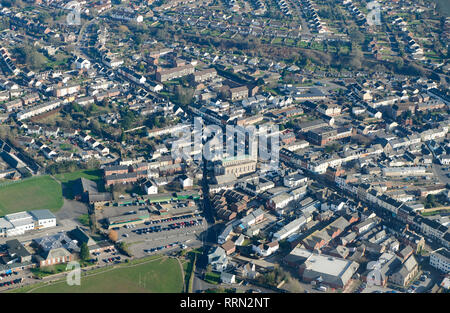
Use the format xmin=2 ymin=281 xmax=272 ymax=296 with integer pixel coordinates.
xmin=94 ymin=247 xmax=131 ymax=266
xmin=0 ymin=269 xmax=33 ymax=292
xmin=55 ymin=199 xmax=89 ymax=221
xmin=431 ymin=163 xmax=450 ymax=185
xmin=192 ymin=274 xmax=218 ymax=293
xmin=410 ymin=275 xmax=433 ymax=293
xmin=129 ymin=232 xmax=204 ymax=259
xmin=112 ymin=215 xmax=208 ymax=258
xmin=361 ymin=285 xmax=399 ymax=293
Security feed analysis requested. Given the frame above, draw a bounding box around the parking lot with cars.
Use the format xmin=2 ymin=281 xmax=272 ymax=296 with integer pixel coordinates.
xmin=113 ymin=214 xmax=207 ymax=258
xmin=92 ymin=247 xmax=130 ymax=266
xmin=144 ymin=240 xmax=185 ymax=255
xmin=407 ymin=272 xmax=433 ymax=293
xmin=0 ymin=272 xmax=24 ymax=289
xmin=133 ymin=217 xmax=204 ymax=236
xmin=0 ymin=269 xmax=36 ymax=292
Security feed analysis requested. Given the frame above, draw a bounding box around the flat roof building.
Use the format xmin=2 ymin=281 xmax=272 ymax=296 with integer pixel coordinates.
xmin=295 ymin=248 xmax=359 ymax=289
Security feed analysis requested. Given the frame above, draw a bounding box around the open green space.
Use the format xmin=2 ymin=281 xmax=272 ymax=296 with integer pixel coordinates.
xmin=31 ymin=260 xmax=96 ymax=279
xmin=204 ymin=271 xmax=221 ymax=285
xmin=420 ymin=209 xmax=450 ymax=216
xmin=16 ymin=256 xmax=183 ymax=293
xmin=78 ymin=214 xmax=90 ymax=226
xmin=0 ymin=176 xmax=63 ymax=216
xmin=54 ymin=169 xmax=103 ymax=184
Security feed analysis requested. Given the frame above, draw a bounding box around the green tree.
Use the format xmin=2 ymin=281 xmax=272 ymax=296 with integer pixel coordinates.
xmin=324 ymin=143 xmax=341 ymax=154
xmin=0 ymin=0 xmax=13 ymax=7
xmin=14 ymin=46 xmax=48 ymax=71
xmin=425 ymin=194 xmax=437 ymax=208
xmin=348 ymin=26 xmax=365 ymax=44
xmin=38 ymin=11 xmax=52 ymax=24
xmin=117 ymin=242 xmax=132 ymax=257
xmin=90 ymin=119 xmax=102 ymax=136
xmin=349 ymin=47 xmax=363 ymax=70
xmin=256 ymin=77 xmax=265 ymax=86
xmin=174 ymin=85 xmax=194 ymax=106
xmin=120 ymin=110 xmax=137 ymax=130
xmin=80 ymin=242 xmax=90 ymax=261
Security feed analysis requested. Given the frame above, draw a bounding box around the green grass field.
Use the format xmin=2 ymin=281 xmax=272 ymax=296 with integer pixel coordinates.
xmin=0 ymin=176 xmax=63 ymax=216
xmin=18 ymin=256 xmax=183 ymax=293
xmin=204 ymin=271 xmax=220 ymax=285
xmin=54 ymin=169 xmax=103 ymax=184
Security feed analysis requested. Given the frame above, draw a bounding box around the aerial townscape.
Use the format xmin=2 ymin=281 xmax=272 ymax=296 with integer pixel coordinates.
xmin=0 ymin=0 xmax=448 ymax=297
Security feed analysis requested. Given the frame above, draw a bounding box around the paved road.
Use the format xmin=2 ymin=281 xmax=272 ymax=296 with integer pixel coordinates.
xmin=431 ymin=163 xmax=450 ymax=185
xmin=288 ymin=0 xmax=311 ymax=35
xmin=192 ymin=273 xmax=217 ymax=293
xmin=129 ymin=233 xmax=204 ymax=259
xmin=55 ymin=199 xmax=89 ymax=221
xmin=361 ymin=285 xmax=398 ymax=293
xmin=0 ymin=269 xmax=33 ymax=292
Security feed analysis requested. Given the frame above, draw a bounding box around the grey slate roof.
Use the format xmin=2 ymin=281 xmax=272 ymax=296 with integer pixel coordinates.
xmin=29 ymin=209 xmax=56 ymax=221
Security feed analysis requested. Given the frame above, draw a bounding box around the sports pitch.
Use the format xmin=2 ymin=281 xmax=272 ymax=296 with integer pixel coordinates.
xmin=21 ymin=256 xmax=184 ymax=293
xmin=0 ymin=176 xmax=63 ymax=216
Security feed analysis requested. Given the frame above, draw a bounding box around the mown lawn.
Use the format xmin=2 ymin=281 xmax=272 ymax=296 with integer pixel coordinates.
xmin=204 ymin=271 xmax=221 ymax=285
xmin=54 ymin=169 xmax=103 ymax=184
xmin=21 ymin=256 xmax=183 ymax=293
xmin=0 ymin=176 xmax=63 ymax=215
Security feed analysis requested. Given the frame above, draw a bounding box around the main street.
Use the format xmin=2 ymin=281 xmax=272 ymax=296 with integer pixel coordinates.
xmin=431 ymin=163 xmax=450 ymax=185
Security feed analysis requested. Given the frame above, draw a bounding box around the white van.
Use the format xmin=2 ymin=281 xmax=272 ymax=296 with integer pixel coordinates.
xmin=318 ymin=286 xmax=328 ymax=292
